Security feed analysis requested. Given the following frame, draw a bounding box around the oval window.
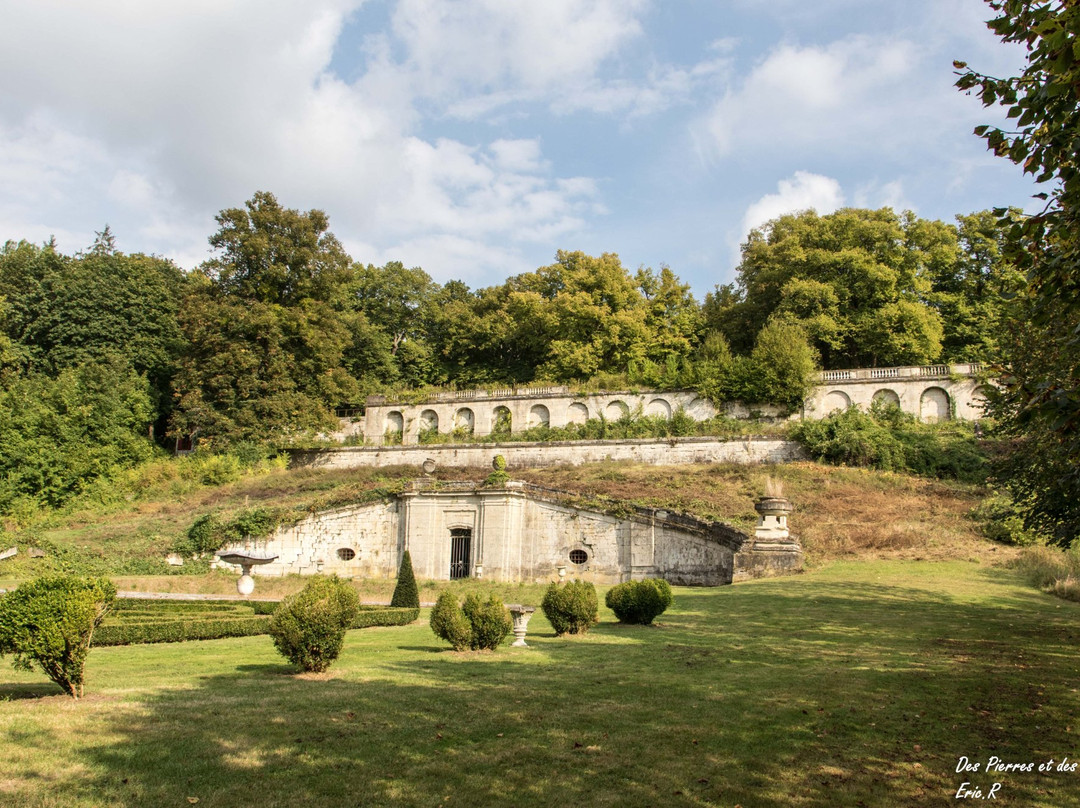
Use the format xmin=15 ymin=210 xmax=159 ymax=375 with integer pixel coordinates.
xmin=336 ymin=548 xmax=356 ymax=561
xmin=569 ymin=549 xmax=588 ymax=565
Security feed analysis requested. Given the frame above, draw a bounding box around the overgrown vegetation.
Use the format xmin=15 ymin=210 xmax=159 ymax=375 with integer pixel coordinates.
xmin=790 ymin=404 xmax=989 ymax=482
xmin=268 ymin=577 xmax=360 ymax=673
xmin=0 ymin=575 xmax=116 ymax=698
xmin=605 ymin=578 xmax=674 ymax=625
xmin=540 ymin=580 xmax=599 ymax=636
xmin=1012 ymin=545 xmax=1080 ymax=603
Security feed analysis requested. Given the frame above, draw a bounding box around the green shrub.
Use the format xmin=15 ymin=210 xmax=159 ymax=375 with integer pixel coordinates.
xmin=430 ymin=591 xmax=472 ymax=651
xmin=0 ymin=575 xmax=116 ymax=698
xmin=95 ymin=615 xmax=269 ymax=646
xmin=268 ymin=577 xmax=360 ymax=672
xmin=971 ymin=492 xmax=1047 ymax=546
xmin=605 ymin=578 xmax=674 ymax=625
xmin=390 ymin=550 xmax=420 ymax=609
xmin=540 ymin=580 xmax=599 ymax=636
xmin=430 ymin=592 xmax=510 ymax=650
xmin=462 ymin=594 xmax=512 ymax=650
xmin=790 ymin=405 xmax=988 ymax=482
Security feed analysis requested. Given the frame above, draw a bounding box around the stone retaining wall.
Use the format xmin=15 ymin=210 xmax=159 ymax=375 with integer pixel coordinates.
xmin=290 ymin=436 xmax=804 ymax=471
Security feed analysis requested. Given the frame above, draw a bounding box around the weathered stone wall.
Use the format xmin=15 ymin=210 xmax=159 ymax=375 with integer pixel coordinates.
xmin=806 ymin=363 xmax=989 ymax=422
xmin=340 ymin=363 xmax=990 ymax=445
xmin=214 ymin=482 xmax=801 ymax=586
xmin=290 ymin=436 xmax=803 ymax=472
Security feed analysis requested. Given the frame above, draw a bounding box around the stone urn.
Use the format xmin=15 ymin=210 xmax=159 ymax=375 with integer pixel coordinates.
xmin=506 ymin=604 xmax=536 ymax=647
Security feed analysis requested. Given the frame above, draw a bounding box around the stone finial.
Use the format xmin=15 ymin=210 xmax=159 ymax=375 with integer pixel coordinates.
xmin=754 ymin=496 xmax=793 ymax=543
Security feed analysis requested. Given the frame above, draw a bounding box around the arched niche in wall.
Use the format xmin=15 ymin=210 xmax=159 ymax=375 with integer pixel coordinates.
xmin=419 ymin=409 xmax=439 ymax=433
xmin=823 ymin=390 xmax=851 ymax=413
xmin=492 ymin=405 xmax=512 ymax=435
xmin=567 ymin=402 xmax=589 ymax=424
xmin=971 ymin=385 xmax=993 ymax=417
xmin=385 ymin=411 xmax=404 ymax=436
xmin=919 ymin=387 xmax=951 ymax=422
xmin=872 ymin=389 xmax=901 ymax=409
xmin=454 ymin=407 xmax=475 ymax=434
xmin=528 ymin=404 xmax=550 ymax=428
xmin=647 ymin=398 xmax=672 ymax=419
xmin=605 ymin=400 xmax=629 ymax=420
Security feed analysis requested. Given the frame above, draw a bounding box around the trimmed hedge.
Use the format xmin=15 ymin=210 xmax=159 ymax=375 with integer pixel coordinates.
xmin=605 ymin=578 xmax=673 ymax=625
xmin=95 ymin=616 xmax=270 ymax=646
xmin=95 ymin=602 xmax=417 ymax=646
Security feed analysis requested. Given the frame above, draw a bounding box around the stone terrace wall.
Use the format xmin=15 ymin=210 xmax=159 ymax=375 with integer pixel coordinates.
xmin=343 ymin=363 xmax=990 ymax=445
xmin=290 ymin=436 xmax=804 ymax=471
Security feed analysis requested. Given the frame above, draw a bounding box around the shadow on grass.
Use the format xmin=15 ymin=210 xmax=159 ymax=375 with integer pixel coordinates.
xmin=28 ymin=571 xmax=1080 ymax=808
xmin=0 ymin=682 xmax=64 ymax=701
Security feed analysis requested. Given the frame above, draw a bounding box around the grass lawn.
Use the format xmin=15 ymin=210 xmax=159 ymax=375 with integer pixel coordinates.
xmin=2 ymin=560 xmax=1079 ymax=807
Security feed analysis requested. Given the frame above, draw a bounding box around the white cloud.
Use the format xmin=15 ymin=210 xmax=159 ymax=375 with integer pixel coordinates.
xmin=703 ymin=35 xmax=919 ymax=157
xmin=741 ymin=171 xmax=845 ymax=235
xmin=731 ymin=171 xmax=845 ymax=269
xmin=0 ymin=0 xmax=626 ymax=278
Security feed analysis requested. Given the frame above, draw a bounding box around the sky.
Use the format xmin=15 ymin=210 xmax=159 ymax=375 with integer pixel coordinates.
xmin=0 ymin=0 xmax=1039 ymax=297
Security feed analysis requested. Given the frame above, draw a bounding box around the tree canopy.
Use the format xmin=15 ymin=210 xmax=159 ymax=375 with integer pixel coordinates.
xmin=956 ymin=0 xmax=1080 ymax=545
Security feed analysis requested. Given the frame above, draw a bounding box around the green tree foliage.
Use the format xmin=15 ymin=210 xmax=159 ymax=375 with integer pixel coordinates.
xmin=268 ymin=576 xmax=360 ymax=672
xmin=0 ymin=576 xmax=116 ymax=698
xmin=0 ymin=359 xmax=156 ymax=510
xmin=0 ymin=232 xmax=187 ymax=429
xmin=956 ymin=1 xmax=1080 ymax=544
xmin=390 ymin=550 xmax=420 ymax=609
xmin=172 ymin=193 xmax=410 ymax=444
xmin=605 ymin=579 xmax=674 ymax=625
xmin=706 ymin=208 xmax=955 ymax=368
xmin=540 ymin=580 xmax=599 ymax=635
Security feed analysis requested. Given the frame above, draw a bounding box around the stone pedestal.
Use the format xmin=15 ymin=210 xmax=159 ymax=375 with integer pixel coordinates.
xmin=507 ymin=604 xmax=536 ymax=647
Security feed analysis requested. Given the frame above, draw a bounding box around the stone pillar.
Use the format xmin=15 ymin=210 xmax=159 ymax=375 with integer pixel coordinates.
xmin=732 ymin=496 xmax=803 ymax=582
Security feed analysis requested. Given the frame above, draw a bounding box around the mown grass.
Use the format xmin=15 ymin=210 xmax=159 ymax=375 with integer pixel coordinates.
xmin=1 ymin=561 xmax=1078 ymax=807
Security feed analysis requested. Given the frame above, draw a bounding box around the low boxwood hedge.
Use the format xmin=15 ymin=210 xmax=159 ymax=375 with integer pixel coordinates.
xmin=95 ymin=601 xmax=418 ymax=646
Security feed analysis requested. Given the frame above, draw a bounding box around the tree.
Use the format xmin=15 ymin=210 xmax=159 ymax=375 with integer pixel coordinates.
xmin=390 ymin=550 xmax=420 ymax=609
xmin=956 ymin=1 xmax=1080 ymax=544
xmin=202 ymin=191 xmax=353 ymax=306
xmin=0 ymin=359 xmax=156 ymax=511
xmin=0 ymin=576 xmax=116 ymax=698
xmin=709 ymin=208 xmax=951 ymax=368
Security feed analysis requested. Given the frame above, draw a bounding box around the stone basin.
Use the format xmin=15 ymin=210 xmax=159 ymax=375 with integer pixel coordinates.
xmin=216 ymin=552 xmax=279 ymax=596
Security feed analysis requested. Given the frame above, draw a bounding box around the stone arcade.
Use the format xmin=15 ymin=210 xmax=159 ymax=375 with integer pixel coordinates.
xmin=215 ymin=479 xmax=802 ymax=587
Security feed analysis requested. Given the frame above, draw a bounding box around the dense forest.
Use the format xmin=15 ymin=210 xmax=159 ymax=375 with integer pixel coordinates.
xmin=0 ymin=192 xmax=1021 ymax=513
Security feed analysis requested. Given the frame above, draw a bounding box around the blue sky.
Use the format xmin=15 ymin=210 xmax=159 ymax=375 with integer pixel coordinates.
xmin=0 ymin=0 xmax=1037 ymax=297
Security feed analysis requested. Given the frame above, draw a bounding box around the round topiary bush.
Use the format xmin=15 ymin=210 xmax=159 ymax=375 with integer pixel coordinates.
xmin=462 ymin=594 xmax=512 ymax=650
xmin=390 ymin=549 xmax=420 ymax=609
xmin=540 ymin=580 xmax=598 ymax=636
xmin=430 ymin=591 xmax=472 ymax=651
xmin=605 ymin=578 xmax=673 ymax=625
xmin=269 ymin=576 xmax=360 ymax=672
xmin=430 ymin=592 xmax=512 ymax=651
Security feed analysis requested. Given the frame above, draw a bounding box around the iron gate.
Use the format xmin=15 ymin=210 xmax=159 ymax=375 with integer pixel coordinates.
xmin=449 ymin=528 xmax=472 ymax=579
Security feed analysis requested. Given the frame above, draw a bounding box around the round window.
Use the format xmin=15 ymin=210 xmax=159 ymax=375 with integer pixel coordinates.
xmin=336 ymin=548 xmax=356 ymax=561
xmin=569 ymin=549 xmax=588 ymax=565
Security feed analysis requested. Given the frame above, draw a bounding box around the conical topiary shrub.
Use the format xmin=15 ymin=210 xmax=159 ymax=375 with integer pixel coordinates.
xmin=390 ymin=549 xmax=420 ymax=609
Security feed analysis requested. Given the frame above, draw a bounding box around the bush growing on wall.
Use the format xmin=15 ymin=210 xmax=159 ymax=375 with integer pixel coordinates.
xmin=0 ymin=575 xmax=116 ymax=698
xmin=429 ymin=592 xmax=511 ymax=651
xmin=605 ymin=578 xmax=674 ymax=625
xmin=390 ymin=549 xmax=420 ymax=609
xmin=268 ymin=576 xmax=360 ymax=672
xmin=540 ymin=580 xmax=599 ymax=636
